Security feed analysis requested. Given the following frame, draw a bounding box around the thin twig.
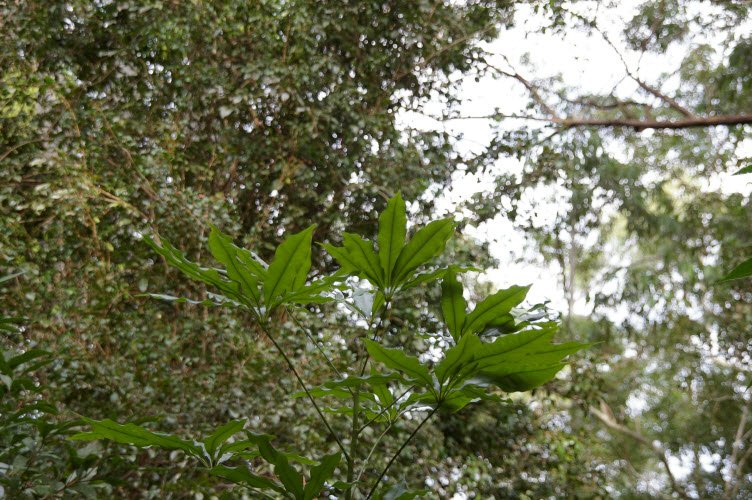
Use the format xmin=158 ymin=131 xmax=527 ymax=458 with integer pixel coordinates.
xmin=365 ymin=405 xmax=440 ymax=499
xmin=257 ymin=322 xmax=350 ymax=463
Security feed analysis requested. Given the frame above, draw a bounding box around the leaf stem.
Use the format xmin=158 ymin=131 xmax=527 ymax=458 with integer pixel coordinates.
xmin=345 ymin=386 xmax=360 ymax=500
xmin=365 ymin=404 xmax=440 ymax=499
xmin=357 ymin=385 xmax=415 ymax=434
xmin=257 ymin=321 xmax=350 ymax=463
xmin=287 ymin=308 xmax=350 ymax=385
xmin=356 ymin=420 xmax=394 ymax=483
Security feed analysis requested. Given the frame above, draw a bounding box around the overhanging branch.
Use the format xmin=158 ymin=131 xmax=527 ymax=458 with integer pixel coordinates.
xmin=441 ymin=113 xmax=752 ymax=131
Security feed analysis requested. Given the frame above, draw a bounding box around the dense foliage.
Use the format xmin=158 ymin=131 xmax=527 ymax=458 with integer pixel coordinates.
xmin=2 ymin=0 xmax=751 ymax=498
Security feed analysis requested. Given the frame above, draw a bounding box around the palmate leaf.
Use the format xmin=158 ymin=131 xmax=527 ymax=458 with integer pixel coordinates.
xmin=441 ymin=268 xmax=467 ymax=341
xmin=392 ymin=218 xmax=455 ymax=284
xmin=378 ymin=192 xmax=407 ymax=285
xmin=322 ymin=194 xmax=457 ymax=295
xmin=461 ymin=285 xmax=531 ymax=336
xmin=146 ymin=236 xmax=248 ymax=306
xmin=70 ymin=418 xmax=206 ymax=463
xmin=208 ymin=465 xmax=286 ymax=495
xmin=418 ymin=384 xmax=507 ymax=413
xmin=264 ymin=224 xmax=316 ymax=306
xmin=362 ymin=339 xmax=434 ymax=390
xmin=342 ymin=233 xmax=384 ymax=286
xmin=718 ymin=255 xmax=752 ymax=282
xmin=446 ymin=324 xmax=592 ymax=393
xmin=435 ymin=334 xmax=481 ymax=385
xmin=208 ymin=226 xmax=262 ymax=306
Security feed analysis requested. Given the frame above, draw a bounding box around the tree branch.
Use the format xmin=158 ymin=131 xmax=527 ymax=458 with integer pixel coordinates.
xmin=722 ymin=398 xmax=751 ymax=500
xmin=591 ymin=400 xmax=686 ymax=498
xmin=440 ymin=112 xmax=752 ymax=130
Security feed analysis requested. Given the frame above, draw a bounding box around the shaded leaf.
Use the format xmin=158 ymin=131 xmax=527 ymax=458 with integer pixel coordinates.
xmin=461 ymin=285 xmax=530 ymax=336
xmin=209 ymin=465 xmax=286 ymax=494
xmin=378 ymin=192 xmax=407 ymax=285
xmin=303 ymin=452 xmax=341 ymax=500
xmin=363 ymin=339 xmax=433 ymax=390
xmin=718 ymin=256 xmax=752 ymax=282
xmin=392 ymin=218 xmax=455 ymax=284
xmin=264 ymin=224 xmax=316 ymax=306
xmin=441 ymin=269 xmax=467 ymax=341
xmin=342 ymin=233 xmax=384 ymax=287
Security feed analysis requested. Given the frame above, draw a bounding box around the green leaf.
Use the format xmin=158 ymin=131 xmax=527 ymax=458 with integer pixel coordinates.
xmin=208 ymin=226 xmax=262 ymax=306
xmin=733 ymin=164 xmax=752 ymax=175
xmin=422 ymin=384 xmax=505 ymax=412
xmin=209 ymin=465 xmax=286 ymax=494
xmin=320 ymin=243 xmax=360 ymax=275
xmin=441 ymin=269 xmax=467 ymax=341
xmin=342 ymin=232 xmax=384 ymax=286
xmin=473 ymin=363 xmax=570 ymax=392
xmin=203 ymin=419 xmax=246 ymax=463
xmin=464 ymin=326 xmax=592 ymax=391
xmin=400 ymin=265 xmax=479 ymax=291
xmin=376 ymin=477 xmax=430 ymax=500
xmin=292 ymin=385 xmax=377 ymax=403
xmin=435 ymin=334 xmax=481 ymax=385
xmin=256 ymin=440 xmax=305 ymax=499
xmin=363 ymin=339 xmax=433 ymax=390
xmin=146 ymin=236 xmax=247 ymax=305
xmin=392 ymin=218 xmax=455 ymax=284
xmin=8 ymin=349 xmax=49 ymax=370
xmin=142 ymin=293 xmax=244 ymax=308
xmin=264 ymin=224 xmax=316 ymax=306
xmin=71 ymin=418 xmax=204 ymax=462
xmin=303 ymin=452 xmax=341 ymax=500
xmin=378 ymin=192 xmax=407 ymax=285
xmin=370 ymin=367 xmax=395 ymax=407
xmin=717 ymin=256 xmax=752 ymax=282
xmin=280 ymin=271 xmax=346 ymax=306
xmin=461 ymin=285 xmax=530 ymax=336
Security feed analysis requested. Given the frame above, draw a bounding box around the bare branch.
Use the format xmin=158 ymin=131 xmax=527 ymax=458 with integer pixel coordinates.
xmin=440 ymin=112 xmax=752 ymax=131
xmin=486 ymin=62 xmax=561 ymax=119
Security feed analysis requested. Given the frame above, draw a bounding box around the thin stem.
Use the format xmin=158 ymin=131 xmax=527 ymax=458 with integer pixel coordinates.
xmin=287 ymin=308 xmax=349 ymax=383
xmin=257 ymin=322 xmax=350 ymax=463
xmin=366 ymin=405 xmax=440 ymax=499
xmin=356 ymin=422 xmax=394 ymax=483
xmin=345 ymin=387 xmax=360 ymax=500
xmin=358 ymin=385 xmax=416 ymax=435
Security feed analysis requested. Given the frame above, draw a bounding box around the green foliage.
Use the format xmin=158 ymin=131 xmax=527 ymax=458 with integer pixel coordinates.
xmin=75 ymin=194 xmax=589 ymax=497
xmin=0 ymin=313 xmax=108 ymax=498
xmin=718 ymin=255 xmax=752 ymax=282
